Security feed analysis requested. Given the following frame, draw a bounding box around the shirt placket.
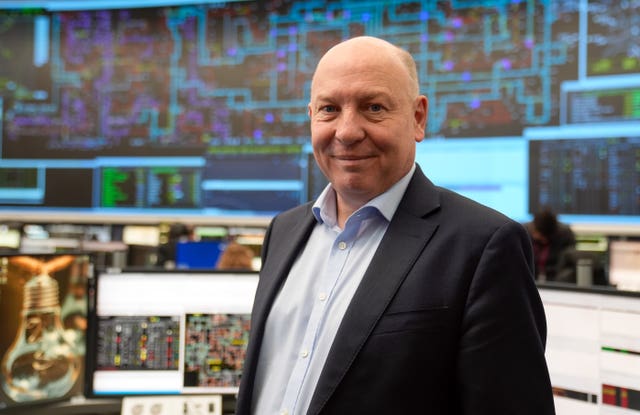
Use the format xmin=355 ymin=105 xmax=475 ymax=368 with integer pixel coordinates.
xmin=278 ymin=224 xmax=356 ymax=415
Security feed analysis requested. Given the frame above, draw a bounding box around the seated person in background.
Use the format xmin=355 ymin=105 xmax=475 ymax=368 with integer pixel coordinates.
xmin=216 ymin=242 xmax=255 ymax=270
xmin=525 ymin=206 xmax=576 ymax=281
xmin=156 ymin=223 xmax=194 ymax=268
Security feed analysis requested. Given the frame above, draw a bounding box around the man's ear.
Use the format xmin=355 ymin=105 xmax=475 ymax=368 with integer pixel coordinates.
xmin=414 ymin=95 xmax=428 ymax=142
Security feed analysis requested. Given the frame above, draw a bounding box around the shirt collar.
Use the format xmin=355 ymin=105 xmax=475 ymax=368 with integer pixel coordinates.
xmin=312 ymin=164 xmax=416 ymax=227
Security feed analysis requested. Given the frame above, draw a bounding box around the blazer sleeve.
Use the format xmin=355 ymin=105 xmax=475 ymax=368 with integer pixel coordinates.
xmin=457 ymin=220 xmax=555 ymax=414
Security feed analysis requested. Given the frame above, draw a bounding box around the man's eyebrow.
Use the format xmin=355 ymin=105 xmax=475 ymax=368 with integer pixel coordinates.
xmin=313 ymin=90 xmax=392 ymax=102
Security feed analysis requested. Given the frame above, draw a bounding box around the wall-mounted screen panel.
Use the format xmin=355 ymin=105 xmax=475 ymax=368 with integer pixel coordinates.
xmin=101 ymin=166 xmax=201 ymax=209
xmin=529 ymin=137 xmax=640 ymax=216
xmin=0 ymin=1 xmax=639 ymax=224
xmin=202 ymin=149 xmax=305 ymax=215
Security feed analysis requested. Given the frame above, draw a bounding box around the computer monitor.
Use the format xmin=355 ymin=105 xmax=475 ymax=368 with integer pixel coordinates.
xmin=85 ymin=269 xmax=258 ymax=398
xmin=539 ymin=284 xmax=640 ymax=414
xmin=0 ymin=253 xmax=92 ymax=411
xmin=608 ymin=239 xmax=640 ymax=291
xmin=174 ymin=240 xmax=224 ymax=269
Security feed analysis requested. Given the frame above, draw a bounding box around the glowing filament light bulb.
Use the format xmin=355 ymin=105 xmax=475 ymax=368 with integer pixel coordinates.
xmin=1 ymin=272 xmax=81 ymax=402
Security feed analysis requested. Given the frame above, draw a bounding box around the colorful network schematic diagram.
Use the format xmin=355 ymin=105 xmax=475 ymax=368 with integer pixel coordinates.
xmin=0 ymin=0 xmax=597 ymax=159
xmin=1 ymin=0 xmax=639 ymax=218
xmin=183 ymin=313 xmax=250 ymax=389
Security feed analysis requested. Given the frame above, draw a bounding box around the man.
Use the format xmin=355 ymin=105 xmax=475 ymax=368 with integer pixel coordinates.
xmin=236 ymin=36 xmax=555 ymax=414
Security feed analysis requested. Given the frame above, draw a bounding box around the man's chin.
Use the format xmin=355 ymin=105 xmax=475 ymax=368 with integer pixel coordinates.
xmin=333 ymin=179 xmax=378 ymax=199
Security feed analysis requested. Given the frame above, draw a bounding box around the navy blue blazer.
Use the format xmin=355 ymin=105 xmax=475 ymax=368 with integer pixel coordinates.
xmin=236 ymin=165 xmax=555 ymax=414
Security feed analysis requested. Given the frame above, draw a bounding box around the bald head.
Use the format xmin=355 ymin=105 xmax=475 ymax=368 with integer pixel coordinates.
xmin=311 ymin=36 xmax=420 ymax=100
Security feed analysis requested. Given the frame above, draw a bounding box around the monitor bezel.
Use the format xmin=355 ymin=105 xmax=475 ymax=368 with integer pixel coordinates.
xmin=83 ymin=267 xmax=259 ymax=399
xmin=0 ymin=251 xmax=94 ymax=412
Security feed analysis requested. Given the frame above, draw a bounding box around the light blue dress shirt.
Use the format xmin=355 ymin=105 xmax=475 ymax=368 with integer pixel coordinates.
xmin=250 ymin=165 xmax=416 ymax=415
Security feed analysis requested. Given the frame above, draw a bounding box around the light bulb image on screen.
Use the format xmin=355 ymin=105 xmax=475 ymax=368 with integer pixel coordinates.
xmin=0 ymin=255 xmax=86 ymax=404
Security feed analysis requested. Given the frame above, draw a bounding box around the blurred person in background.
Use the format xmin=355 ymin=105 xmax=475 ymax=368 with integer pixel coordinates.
xmin=525 ymin=206 xmax=576 ymax=282
xmin=216 ymin=242 xmax=255 ymax=271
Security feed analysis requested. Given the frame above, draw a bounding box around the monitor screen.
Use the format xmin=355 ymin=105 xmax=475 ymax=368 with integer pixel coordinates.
xmin=0 ymin=253 xmax=92 ymax=411
xmin=121 ymin=225 xmax=160 ymax=247
xmin=539 ymin=284 xmax=640 ymax=414
xmin=528 ymin=137 xmax=640 ymax=216
xmin=608 ymin=240 xmax=640 ymax=292
xmin=175 ymin=240 xmax=224 ymax=269
xmin=85 ymin=269 xmax=259 ymax=397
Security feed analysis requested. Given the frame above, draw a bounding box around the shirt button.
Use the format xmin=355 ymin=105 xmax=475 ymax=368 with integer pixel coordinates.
xmin=280 ymin=410 xmax=289 ymax=415
xmin=300 ymin=350 xmax=309 ymax=358
xmin=318 ymin=292 xmax=327 ymax=301
xmin=338 ymin=241 xmax=347 ymax=250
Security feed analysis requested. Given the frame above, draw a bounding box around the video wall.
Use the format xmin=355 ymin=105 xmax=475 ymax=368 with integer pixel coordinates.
xmin=0 ymin=0 xmax=639 ymax=223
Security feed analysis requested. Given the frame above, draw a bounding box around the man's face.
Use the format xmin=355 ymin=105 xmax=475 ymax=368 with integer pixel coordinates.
xmin=308 ymin=41 xmax=427 ymax=207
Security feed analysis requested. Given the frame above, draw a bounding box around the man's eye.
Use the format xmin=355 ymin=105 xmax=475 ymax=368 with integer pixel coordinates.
xmin=369 ymin=104 xmax=383 ymax=112
xmin=321 ymin=105 xmax=337 ymax=113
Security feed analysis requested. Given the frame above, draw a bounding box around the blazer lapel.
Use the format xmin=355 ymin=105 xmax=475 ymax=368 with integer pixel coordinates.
xmin=306 ymin=167 xmax=441 ymax=415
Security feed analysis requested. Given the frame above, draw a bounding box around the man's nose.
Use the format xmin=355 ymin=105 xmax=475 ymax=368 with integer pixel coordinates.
xmin=334 ymin=110 xmax=366 ymax=145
